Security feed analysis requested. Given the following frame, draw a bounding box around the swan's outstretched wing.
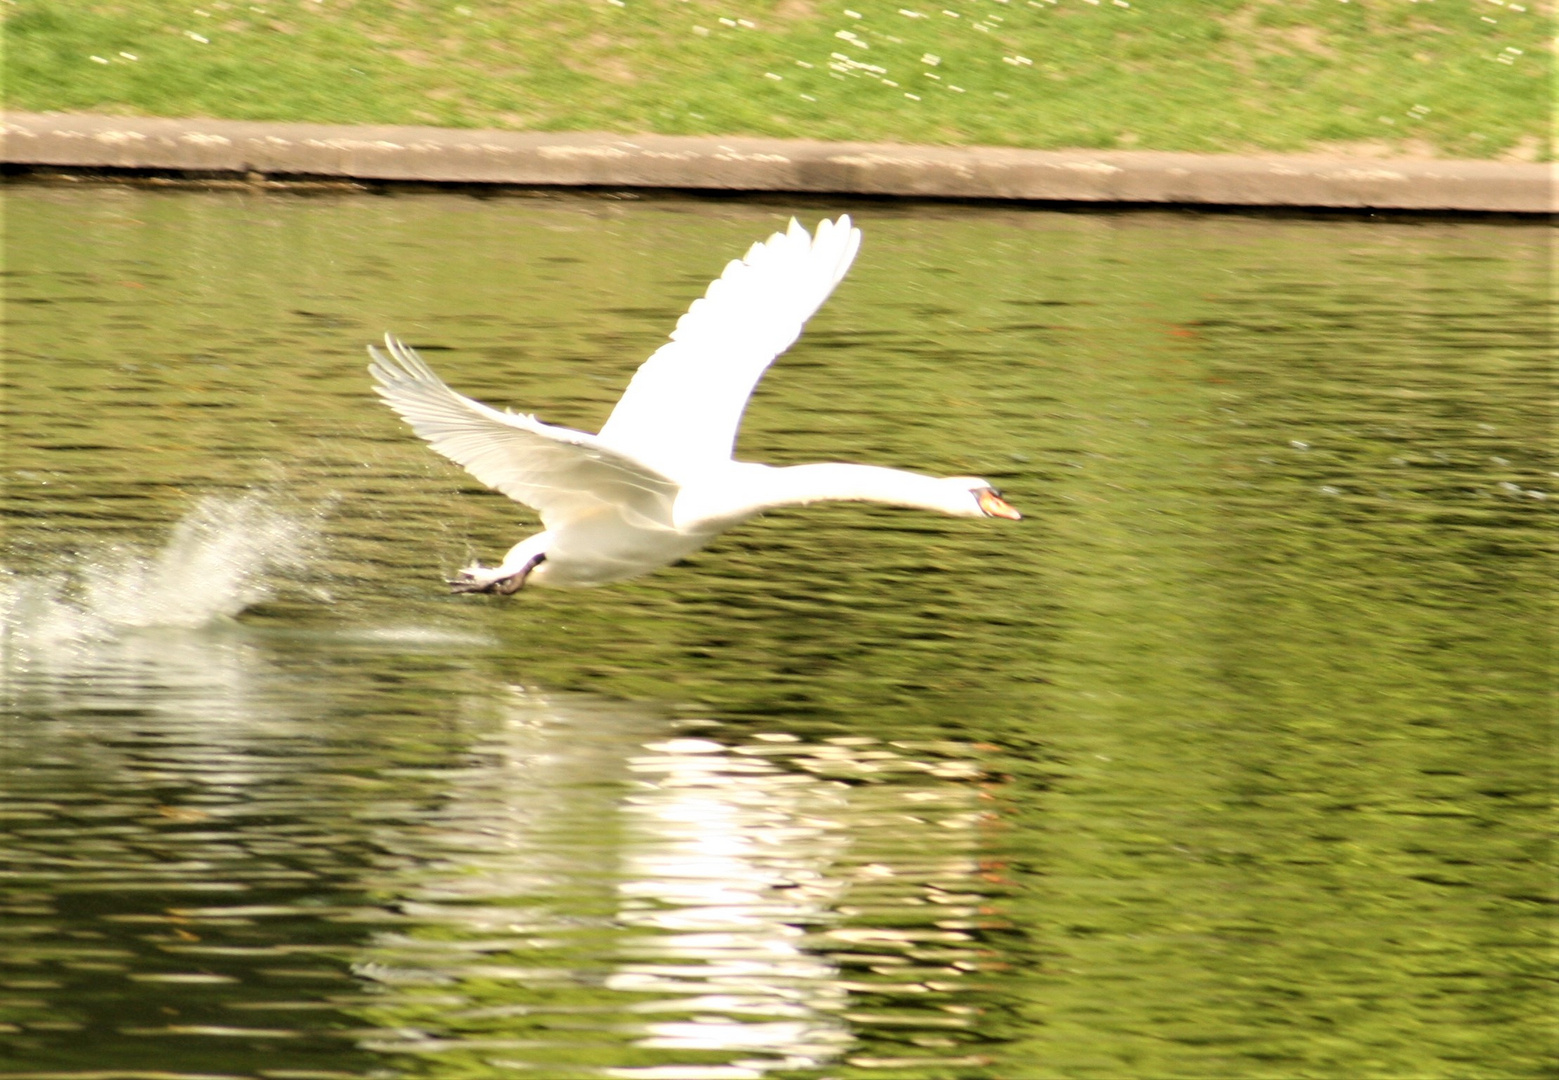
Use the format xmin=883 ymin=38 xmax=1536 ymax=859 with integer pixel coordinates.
xmin=369 ymin=335 xmax=678 ymax=530
xmin=596 ymin=215 xmax=862 ymax=481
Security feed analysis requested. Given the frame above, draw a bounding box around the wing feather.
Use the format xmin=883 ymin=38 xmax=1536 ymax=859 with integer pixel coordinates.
xmin=368 ymin=335 xmax=678 ymax=531
xmin=595 ymin=215 xmax=862 ymax=480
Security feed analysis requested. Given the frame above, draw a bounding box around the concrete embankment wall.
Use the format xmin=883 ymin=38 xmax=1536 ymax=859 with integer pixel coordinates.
xmin=3 ymin=112 xmax=1552 ymax=214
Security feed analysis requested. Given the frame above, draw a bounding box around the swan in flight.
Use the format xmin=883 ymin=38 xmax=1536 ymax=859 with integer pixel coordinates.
xmin=369 ymin=215 xmax=1020 ymax=594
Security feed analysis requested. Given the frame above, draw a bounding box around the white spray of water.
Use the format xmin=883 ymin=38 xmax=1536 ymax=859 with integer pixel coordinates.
xmin=1 ymin=494 xmax=319 ymax=656
xmin=86 ymin=495 xmax=315 ymax=629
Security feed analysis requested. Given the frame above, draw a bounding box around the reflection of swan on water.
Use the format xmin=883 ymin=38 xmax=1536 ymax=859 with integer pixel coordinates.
xmin=355 ymin=688 xmax=1008 ymax=1077
xmin=605 ymin=736 xmax=854 ymax=1074
xmin=353 ymin=690 xmax=854 ymax=1075
xmin=369 ymin=216 xmax=1021 ymax=595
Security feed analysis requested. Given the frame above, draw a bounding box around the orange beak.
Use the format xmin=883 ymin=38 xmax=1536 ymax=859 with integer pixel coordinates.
xmin=978 ymin=488 xmax=1022 ymax=520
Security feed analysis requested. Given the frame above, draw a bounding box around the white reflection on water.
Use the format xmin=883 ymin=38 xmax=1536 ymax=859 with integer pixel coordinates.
xmin=608 ymin=737 xmax=853 ymax=1074
xmin=360 ymin=688 xmax=1000 ymax=1077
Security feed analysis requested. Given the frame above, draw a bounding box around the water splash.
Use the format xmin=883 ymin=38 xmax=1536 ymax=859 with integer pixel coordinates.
xmin=1 ymin=494 xmax=320 ymax=654
xmin=87 ymin=495 xmax=316 ymax=629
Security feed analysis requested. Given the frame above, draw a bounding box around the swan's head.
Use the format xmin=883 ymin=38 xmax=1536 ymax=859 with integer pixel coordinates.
xmin=947 ymin=478 xmax=1022 ymax=520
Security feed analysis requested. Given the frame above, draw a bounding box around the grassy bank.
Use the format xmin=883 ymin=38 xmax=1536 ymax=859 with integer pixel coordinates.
xmin=3 ymin=0 xmax=1551 ymax=160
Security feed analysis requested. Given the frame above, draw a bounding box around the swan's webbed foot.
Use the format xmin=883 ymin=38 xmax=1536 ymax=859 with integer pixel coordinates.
xmin=448 ymin=554 xmax=545 ymax=596
xmin=447 ymin=572 xmax=504 ymax=595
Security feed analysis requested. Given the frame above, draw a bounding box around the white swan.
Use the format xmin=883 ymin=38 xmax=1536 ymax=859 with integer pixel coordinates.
xmin=369 ymin=215 xmax=1020 ymax=594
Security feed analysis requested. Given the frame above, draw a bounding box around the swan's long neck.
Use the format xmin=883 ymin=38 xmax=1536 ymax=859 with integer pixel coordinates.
xmin=677 ymin=463 xmax=972 ymax=527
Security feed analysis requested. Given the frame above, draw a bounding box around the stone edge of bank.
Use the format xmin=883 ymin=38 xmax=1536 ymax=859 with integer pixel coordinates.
xmin=3 ymin=112 xmax=1553 ymax=214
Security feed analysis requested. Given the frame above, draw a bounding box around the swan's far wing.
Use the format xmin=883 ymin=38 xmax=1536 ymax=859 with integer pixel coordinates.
xmin=596 ymin=215 xmax=862 ymax=481
xmin=369 ymin=336 xmax=677 ymax=530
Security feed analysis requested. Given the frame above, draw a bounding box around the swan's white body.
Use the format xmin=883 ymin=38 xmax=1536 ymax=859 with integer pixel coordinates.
xmin=369 ymin=216 xmax=1019 ymax=593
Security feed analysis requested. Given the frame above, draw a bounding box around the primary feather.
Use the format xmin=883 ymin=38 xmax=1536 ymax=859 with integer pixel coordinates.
xmin=596 ymin=216 xmax=862 ymax=480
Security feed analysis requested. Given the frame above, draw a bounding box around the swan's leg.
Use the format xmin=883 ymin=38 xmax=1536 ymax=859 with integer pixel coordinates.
xmin=449 ymin=553 xmax=545 ymax=595
xmin=493 ymin=553 xmax=544 ymax=594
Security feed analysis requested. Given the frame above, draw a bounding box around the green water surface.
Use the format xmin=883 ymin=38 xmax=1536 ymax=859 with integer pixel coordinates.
xmin=0 ymin=185 xmax=1551 ymax=1078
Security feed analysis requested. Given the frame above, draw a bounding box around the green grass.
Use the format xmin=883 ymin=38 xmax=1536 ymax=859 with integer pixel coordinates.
xmin=3 ymin=0 xmax=1551 ymax=159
